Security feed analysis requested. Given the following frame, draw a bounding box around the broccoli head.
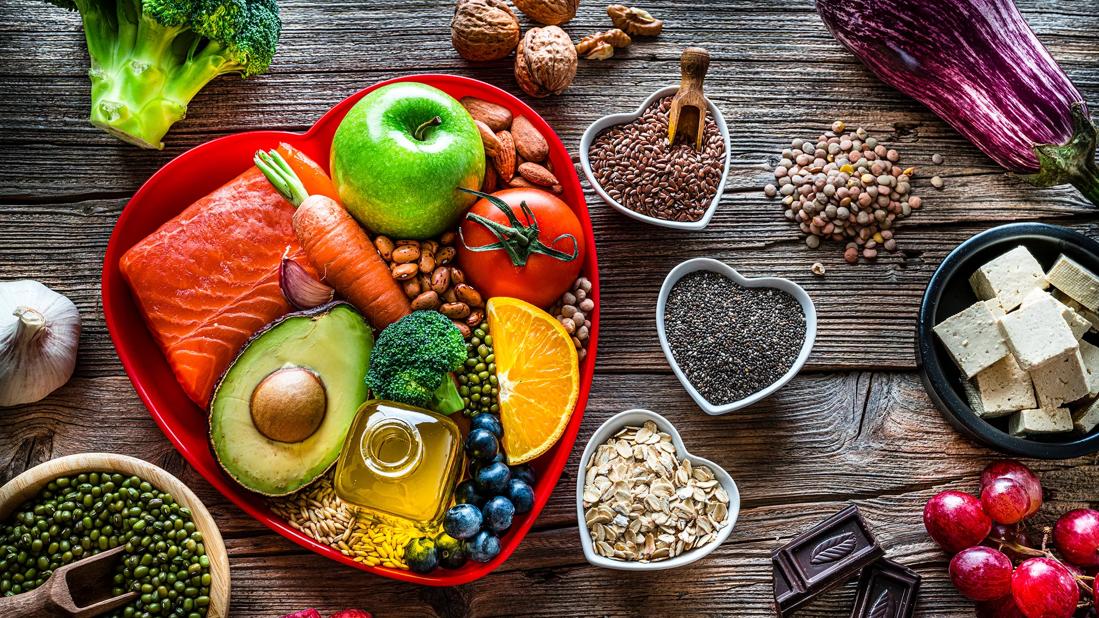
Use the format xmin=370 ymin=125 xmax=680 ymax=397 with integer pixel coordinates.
xmin=367 ymin=311 xmax=468 ymax=414
xmin=44 ymin=0 xmax=281 ymax=149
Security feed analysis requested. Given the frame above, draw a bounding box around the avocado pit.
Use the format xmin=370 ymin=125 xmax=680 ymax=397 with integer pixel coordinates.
xmin=250 ymin=367 xmax=327 ymax=443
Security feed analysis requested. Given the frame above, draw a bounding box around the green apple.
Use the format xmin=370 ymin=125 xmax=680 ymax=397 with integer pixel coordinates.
xmin=331 ymin=82 xmax=486 ymax=239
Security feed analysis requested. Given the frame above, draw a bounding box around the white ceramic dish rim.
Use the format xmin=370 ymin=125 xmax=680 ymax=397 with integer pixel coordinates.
xmin=578 ymin=85 xmax=731 ymax=231
xmin=656 ymin=258 xmax=817 ymax=415
xmin=575 ymin=409 xmax=740 ymax=571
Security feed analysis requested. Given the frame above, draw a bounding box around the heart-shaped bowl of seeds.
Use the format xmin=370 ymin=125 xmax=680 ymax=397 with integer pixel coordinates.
xmin=579 ymin=86 xmax=730 ymax=230
xmin=576 ymin=408 xmax=740 ymax=571
xmin=657 ymin=257 xmax=816 ymax=415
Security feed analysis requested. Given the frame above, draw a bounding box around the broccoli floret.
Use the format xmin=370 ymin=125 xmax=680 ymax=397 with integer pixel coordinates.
xmin=367 ymin=311 xmax=468 ymax=415
xmin=44 ymin=0 xmax=281 ymax=149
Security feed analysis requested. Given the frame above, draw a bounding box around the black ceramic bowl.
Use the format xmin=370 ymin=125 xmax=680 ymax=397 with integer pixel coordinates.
xmin=917 ymin=223 xmax=1099 ymax=459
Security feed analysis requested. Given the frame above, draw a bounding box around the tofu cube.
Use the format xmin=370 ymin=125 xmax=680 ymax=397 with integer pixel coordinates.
xmin=1021 ymin=289 xmax=1090 ymax=338
xmin=1079 ymin=340 xmax=1099 ymax=396
xmin=1008 ymin=407 xmax=1073 ymax=436
xmin=984 ymin=299 xmax=1006 ymax=317
xmin=1053 ymin=290 xmax=1099 ymax=332
xmin=1073 ymin=400 xmax=1099 ymax=433
xmin=1047 ymin=255 xmax=1099 ymax=311
xmin=998 ymin=294 xmax=1079 ymax=370
xmin=969 ymin=246 xmax=1048 ymax=311
xmin=973 ymin=355 xmax=1036 ymax=416
xmin=934 ymin=301 xmax=1011 ymax=378
xmin=1030 ymin=349 xmax=1090 ymax=408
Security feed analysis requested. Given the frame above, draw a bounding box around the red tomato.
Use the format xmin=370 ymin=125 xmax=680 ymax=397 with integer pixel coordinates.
xmin=456 ymin=188 xmax=585 ymax=308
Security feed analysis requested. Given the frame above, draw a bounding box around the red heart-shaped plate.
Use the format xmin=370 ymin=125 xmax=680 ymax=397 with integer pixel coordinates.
xmin=102 ymin=74 xmax=599 ymax=586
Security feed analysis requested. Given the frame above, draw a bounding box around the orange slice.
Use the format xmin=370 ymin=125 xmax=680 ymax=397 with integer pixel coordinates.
xmin=487 ymin=297 xmax=580 ymax=465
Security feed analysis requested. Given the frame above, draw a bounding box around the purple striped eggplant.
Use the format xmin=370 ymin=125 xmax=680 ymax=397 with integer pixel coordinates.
xmin=817 ymin=0 xmax=1099 ymax=205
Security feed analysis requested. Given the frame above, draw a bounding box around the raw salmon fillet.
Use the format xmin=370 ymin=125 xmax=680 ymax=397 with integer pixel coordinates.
xmin=121 ymin=166 xmax=309 ymax=408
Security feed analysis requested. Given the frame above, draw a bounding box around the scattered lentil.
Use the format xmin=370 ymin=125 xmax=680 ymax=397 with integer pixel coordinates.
xmin=663 ymin=271 xmax=806 ymax=405
xmin=931 ymin=175 xmax=944 ymax=189
xmin=932 ymin=153 xmax=944 ymax=165
xmin=765 ymin=122 xmax=925 ymax=262
xmin=588 ymin=96 xmax=726 ymax=222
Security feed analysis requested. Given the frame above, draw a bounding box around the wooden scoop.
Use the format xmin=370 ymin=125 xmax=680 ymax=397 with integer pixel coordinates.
xmin=667 ymin=47 xmax=711 ymax=151
xmin=0 ymin=545 xmax=137 ymax=617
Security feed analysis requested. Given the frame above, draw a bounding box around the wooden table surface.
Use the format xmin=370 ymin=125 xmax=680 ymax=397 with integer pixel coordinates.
xmin=2 ymin=1 xmax=1098 ymax=615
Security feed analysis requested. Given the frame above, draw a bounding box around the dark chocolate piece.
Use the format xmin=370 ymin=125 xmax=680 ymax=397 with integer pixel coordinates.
xmin=772 ymin=505 xmax=884 ymax=616
xmin=850 ymin=558 xmax=921 ymax=618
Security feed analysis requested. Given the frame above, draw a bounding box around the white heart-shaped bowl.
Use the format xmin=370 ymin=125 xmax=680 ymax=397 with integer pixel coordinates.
xmin=575 ymin=409 xmax=741 ymax=570
xmin=578 ymin=86 xmax=730 ymax=231
xmin=656 ymin=258 xmax=817 ymax=415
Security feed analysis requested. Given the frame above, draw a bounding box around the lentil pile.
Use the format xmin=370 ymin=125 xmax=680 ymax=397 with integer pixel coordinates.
xmin=0 ymin=473 xmax=211 ymax=618
xmin=588 ymin=96 xmax=726 ymax=222
xmin=765 ymin=122 xmax=924 ymax=263
xmin=664 ymin=271 xmax=806 ymax=405
xmin=268 ymin=473 xmax=428 ymax=570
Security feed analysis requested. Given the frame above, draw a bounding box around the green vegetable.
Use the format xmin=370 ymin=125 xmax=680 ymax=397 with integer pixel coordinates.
xmin=0 ymin=473 xmax=210 ymax=617
xmin=366 ymin=311 xmax=467 ymax=414
xmin=42 ymin=0 xmax=281 ymax=149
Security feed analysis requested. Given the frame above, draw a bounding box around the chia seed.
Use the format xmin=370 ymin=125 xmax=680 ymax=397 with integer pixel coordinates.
xmin=663 ymin=271 xmax=806 ymax=405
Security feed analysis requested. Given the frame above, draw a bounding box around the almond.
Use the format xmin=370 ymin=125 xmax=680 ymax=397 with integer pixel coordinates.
xmin=475 ymin=120 xmax=500 ymax=157
xmin=509 ymin=176 xmax=537 ymax=189
xmin=461 ymin=96 xmax=513 ymax=132
xmin=512 ymin=116 xmax=549 ymax=162
xmin=493 ymin=130 xmax=516 ymax=181
xmin=518 ymin=161 xmax=558 ymax=186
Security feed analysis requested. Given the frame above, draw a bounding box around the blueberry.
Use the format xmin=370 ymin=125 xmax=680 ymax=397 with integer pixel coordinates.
xmin=434 ymin=532 xmax=467 ymax=570
xmin=510 ymin=464 xmax=535 ymax=486
xmin=403 ymin=537 xmax=438 ymax=573
xmin=474 ymin=462 xmax=511 ymax=496
xmin=470 ymin=414 xmax=503 ymax=438
xmin=465 ymin=429 xmax=499 ymax=462
xmin=443 ymin=504 xmax=483 ymax=540
xmin=454 ymin=480 xmax=484 ymax=508
xmin=467 ymin=530 xmax=501 ymax=563
xmin=482 ymin=496 xmax=515 ymax=533
xmin=506 ymin=479 xmax=534 ymax=514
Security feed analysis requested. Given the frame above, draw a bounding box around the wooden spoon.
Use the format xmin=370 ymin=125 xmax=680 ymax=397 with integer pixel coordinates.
xmin=667 ymin=47 xmax=711 ymax=151
xmin=0 ymin=545 xmax=137 ymax=617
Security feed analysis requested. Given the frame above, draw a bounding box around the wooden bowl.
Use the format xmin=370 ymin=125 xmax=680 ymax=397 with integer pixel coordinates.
xmin=0 ymin=453 xmax=230 ymax=617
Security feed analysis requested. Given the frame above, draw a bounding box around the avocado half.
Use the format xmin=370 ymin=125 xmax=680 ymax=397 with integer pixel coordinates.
xmin=210 ymin=302 xmax=373 ymax=496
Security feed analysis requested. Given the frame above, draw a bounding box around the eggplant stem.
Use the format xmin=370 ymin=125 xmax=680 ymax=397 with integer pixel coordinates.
xmin=1030 ymin=103 xmax=1099 ymax=207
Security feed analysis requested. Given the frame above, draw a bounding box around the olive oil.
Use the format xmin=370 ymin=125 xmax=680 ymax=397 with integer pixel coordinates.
xmin=333 ymin=400 xmax=462 ymax=525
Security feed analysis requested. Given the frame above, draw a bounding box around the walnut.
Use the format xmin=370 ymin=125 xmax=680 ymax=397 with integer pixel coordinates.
xmin=451 ymin=0 xmax=521 ymax=62
xmin=514 ymin=26 xmax=577 ymax=98
xmin=575 ymin=28 xmax=631 ymax=60
xmin=513 ymin=0 xmax=579 ymax=25
xmin=607 ymin=4 xmax=664 ymax=37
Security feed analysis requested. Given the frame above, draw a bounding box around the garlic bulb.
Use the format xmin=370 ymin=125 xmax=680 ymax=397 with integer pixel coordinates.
xmin=0 ymin=280 xmax=81 ymax=406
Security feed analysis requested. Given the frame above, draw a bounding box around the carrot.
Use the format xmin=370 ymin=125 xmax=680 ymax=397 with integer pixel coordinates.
xmin=275 ymin=143 xmax=341 ymax=202
xmin=255 ymin=149 xmax=411 ymax=330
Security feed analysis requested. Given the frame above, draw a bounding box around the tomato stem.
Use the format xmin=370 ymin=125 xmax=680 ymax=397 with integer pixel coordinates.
xmin=458 ymin=189 xmax=578 ymax=267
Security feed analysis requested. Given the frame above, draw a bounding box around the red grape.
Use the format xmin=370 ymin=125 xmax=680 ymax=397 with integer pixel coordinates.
xmin=981 ymin=478 xmax=1031 ymax=525
xmin=924 ymin=490 xmax=993 ymax=553
xmin=1011 ymin=557 xmax=1079 ymax=618
xmin=976 ymin=595 xmax=1027 ymax=618
xmin=1052 ymin=508 xmax=1099 ymax=568
xmin=981 ymin=460 xmax=1043 ymax=517
xmin=949 ymin=546 xmax=1014 ymax=601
